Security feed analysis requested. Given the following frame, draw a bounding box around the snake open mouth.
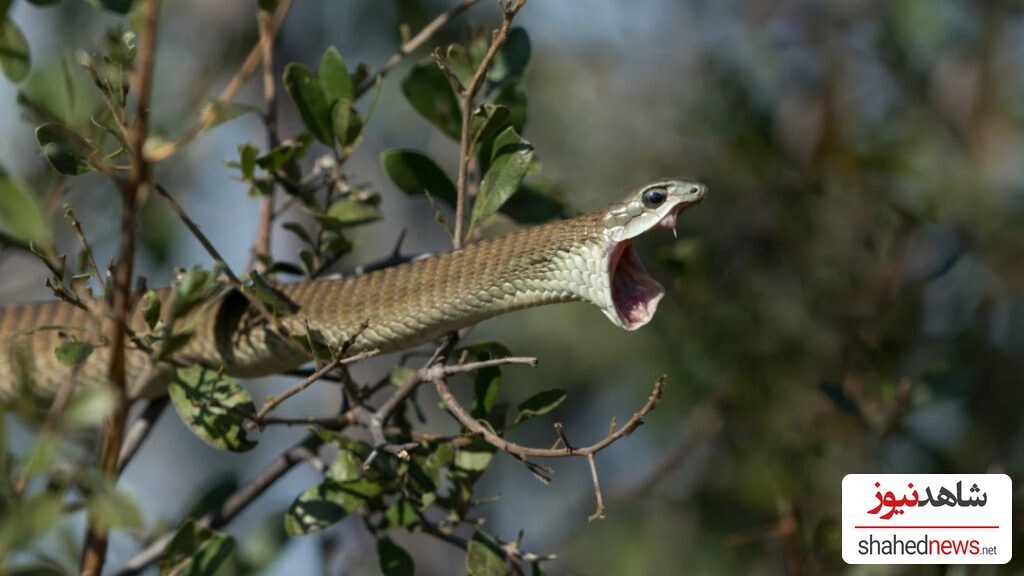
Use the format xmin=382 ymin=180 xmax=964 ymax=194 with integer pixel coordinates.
xmin=608 ymin=239 xmax=665 ymax=330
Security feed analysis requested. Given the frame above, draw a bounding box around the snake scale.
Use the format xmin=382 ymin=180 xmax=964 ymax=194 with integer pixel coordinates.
xmin=0 ymin=180 xmax=705 ymax=399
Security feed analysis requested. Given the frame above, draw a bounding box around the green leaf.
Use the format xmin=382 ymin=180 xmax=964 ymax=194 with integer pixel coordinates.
xmin=378 ymin=538 xmax=415 ymax=576
xmin=172 ymin=266 xmax=217 ymax=318
xmin=160 ymin=519 xmax=236 ymax=576
xmin=256 ymin=134 xmax=312 ymax=171
xmin=35 ymin=123 xmax=93 ymax=175
xmin=318 ymin=197 xmax=381 ymax=229
xmin=141 ymin=289 xmax=161 ymax=330
xmin=380 ymin=148 xmax=457 ymax=207
xmin=0 ymin=494 xmax=62 ymax=553
xmin=283 ymin=478 xmax=382 ymax=535
xmin=236 ymin=143 xmax=258 ymax=180
xmin=282 ymin=221 xmax=313 ymax=246
xmin=330 ymin=98 xmax=362 ymax=148
xmin=168 ymin=366 xmax=257 ymax=452
xmin=513 ymin=389 xmax=567 ymax=426
xmin=488 ymin=27 xmax=531 ymax=84
xmin=0 ymin=18 xmax=30 ymax=82
xmin=242 ymin=269 xmax=296 ymax=317
xmin=54 ymin=339 xmax=93 ymax=366
xmin=202 ymin=101 xmax=257 ymax=130
xmin=401 ymin=60 xmax=461 ymax=140
xmin=445 ymin=40 xmax=485 ymax=87
xmin=490 ymin=81 xmax=527 ymax=133
xmin=0 ymin=165 xmax=50 ymax=244
xmin=383 ymin=500 xmax=419 ymax=529
xmin=388 ymin=366 xmax=416 ymax=389
xmin=471 ymin=104 xmax=511 ymax=145
xmin=497 ymin=181 xmax=566 ymax=224
xmin=84 ymin=481 xmax=143 ymax=532
xmin=65 ymin=384 xmax=115 ymax=427
xmin=425 ymin=443 xmax=455 ymax=474
xmin=472 ymin=365 xmax=501 ymax=419
xmin=319 ymin=47 xmax=352 ymax=106
xmin=98 ymin=0 xmax=133 ymax=14
xmin=282 ymin=62 xmax=333 ymax=145
xmin=466 ymin=530 xmax=509 ymax=576
xmin=455 ymin=437 xmax=496 ymax=473
xmin=470 ymin=127 xmax=534 ymax=232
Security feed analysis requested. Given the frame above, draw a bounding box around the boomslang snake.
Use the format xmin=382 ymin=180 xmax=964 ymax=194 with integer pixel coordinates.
xmin=0 ymin=179 xmax=705 ymax=399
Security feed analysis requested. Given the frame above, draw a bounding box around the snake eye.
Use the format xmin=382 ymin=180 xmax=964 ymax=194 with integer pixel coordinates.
xmin=642 ymin=187 xmax=668 ymax=208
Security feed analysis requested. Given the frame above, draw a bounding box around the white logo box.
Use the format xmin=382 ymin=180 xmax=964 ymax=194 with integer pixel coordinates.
xmin=842 ymin=474 xmax=1012 ymax=564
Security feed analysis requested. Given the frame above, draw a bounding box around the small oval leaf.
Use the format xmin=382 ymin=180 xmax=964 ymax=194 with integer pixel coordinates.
xmin=283 ymin=63 xmax=333 ymax=145
xmin=380 ymin=149 xmax=456 ymax=207
xmin=0 ymin=18 xmax=30 ymax=82
xmin=401 ymin=60 xmax=461 ymax=140
xmin=168 ymin=366 xmax=257 ymax=452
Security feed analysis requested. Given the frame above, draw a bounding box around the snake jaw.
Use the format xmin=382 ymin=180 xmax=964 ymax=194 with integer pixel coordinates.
xmin=607 ymin=239 xmax=665 ymax=330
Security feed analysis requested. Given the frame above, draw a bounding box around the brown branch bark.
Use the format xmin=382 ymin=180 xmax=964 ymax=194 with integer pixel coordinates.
xmin=433 ymin=375 xmax=665 ymax=519
xmin=251 ymin=2 xmax=291 ymax=270
xmin=451 ymin=0 xmax=526 ymax=249
xmin=80 ymin=0 xmax=161 ymax=573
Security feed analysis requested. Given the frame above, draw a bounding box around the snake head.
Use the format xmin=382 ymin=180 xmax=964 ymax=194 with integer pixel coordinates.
xmin=600 ymin=179 xmax=706 ymax=330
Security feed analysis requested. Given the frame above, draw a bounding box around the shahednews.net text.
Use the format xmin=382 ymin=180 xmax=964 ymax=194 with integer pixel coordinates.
xmin=858 ymin=534 xmax=999 ymax=556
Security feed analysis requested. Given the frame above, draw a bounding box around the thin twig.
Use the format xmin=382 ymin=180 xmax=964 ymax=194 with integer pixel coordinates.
xmin=433 ymin=375 xmax=665 ymax=518
xmin=112 ymin=432 xmax=329 ymax=576
xmin=354 ymin=0 xmax=484 ymax=99
xmin=117 ymin=397 xmax=170 ymax=473
xmin=62 ymin=205 xmax=106 ymax=298
xmin=450 ymin=0 xmax=526 ymax=248
xmin=585 ymin=454 xmax=604 ymax=520
xmin=152 ymin=183 xmax=279 ymax=329
xmin=252 ymin=357 xmax=341 ymax=424
xmin=361 ymin=335 xmax=458 ymax=467
xmin=250 ymin=2 xmax=289 ymax=270
xmin=423 ymin=355 xmax=536 ymax=380
xmin=145 ymin=0 xmax=293 ymax=162
xmin=80 ymin=0 xmax=160 ymax=573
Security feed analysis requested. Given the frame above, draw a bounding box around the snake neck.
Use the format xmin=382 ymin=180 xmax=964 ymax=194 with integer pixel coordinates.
xmin=247 ymin=212 xmax=614 ymax=370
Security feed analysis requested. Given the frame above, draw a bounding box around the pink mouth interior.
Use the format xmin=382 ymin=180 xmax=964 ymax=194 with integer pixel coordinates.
xmin=609 ymin=240 xmax=665 ymax=330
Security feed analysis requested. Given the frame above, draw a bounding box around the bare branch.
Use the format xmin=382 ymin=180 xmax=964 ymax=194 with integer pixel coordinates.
xmin=81 ymin=0 xmax=161 ymax=573
xmin=423 ymin=355 xmax=537 ymax=380
xmin=117 ymin=397 xmax=170 ymax=473
xmin=62 ymin=205 xmax=105 ymax=298
xmin=152 ymin=183 xmax=280 ymax=329
xmin=433 ymin=375 xmax=665 ymax=518
xmin=361 ymin=335 xmax=458 ymax=467
xmin=452 ymin=0 xmax=527 ymax=248
xmin=112 ymin=432 xmax=329 ymax=576
xmin=146 ymin=0 xmax=293 ymax=163
xmin=585 ymin=453 xmax=604 ymax=521
xmin=250 ymin=2 xmax=290 ymax=270
xmin=354 ymin=0 xmax=484 ymax=99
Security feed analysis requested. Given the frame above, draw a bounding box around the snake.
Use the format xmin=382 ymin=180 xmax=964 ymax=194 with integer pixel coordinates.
xmin=0 ymin=179 xmax=705 ymax=399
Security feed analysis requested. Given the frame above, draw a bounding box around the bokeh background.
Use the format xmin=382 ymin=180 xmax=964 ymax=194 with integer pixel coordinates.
xmin=2 ymin=0 xmax=1024 ymax=573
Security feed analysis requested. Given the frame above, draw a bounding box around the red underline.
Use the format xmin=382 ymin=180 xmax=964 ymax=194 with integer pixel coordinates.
xmin=854 ymin=526 xmax=999 ymax=529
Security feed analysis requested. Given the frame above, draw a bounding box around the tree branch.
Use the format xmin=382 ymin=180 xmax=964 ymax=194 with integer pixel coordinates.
xmin=80 ymin=0 xmax=161 ymax=573
xmin=433 ymin=375 xmax=665 ymax=519
xmin=451 ymin=0 xmax=527 ymax=248
xmin=251 ymin=1 xmax=291 ymax=270
xmin=117 ymin=397 xmax=170 ymax=473
xmin=354 ymin=0 xmax=484 ymax=99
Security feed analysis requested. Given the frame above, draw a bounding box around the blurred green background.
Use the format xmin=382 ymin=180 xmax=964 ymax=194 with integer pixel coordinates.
xmin=2 ymin=0 xmax=1024 ymax=574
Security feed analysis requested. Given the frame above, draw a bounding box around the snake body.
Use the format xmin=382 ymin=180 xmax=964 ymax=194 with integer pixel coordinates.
xmin=0 ymin=180 xmax=705 ymax=398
